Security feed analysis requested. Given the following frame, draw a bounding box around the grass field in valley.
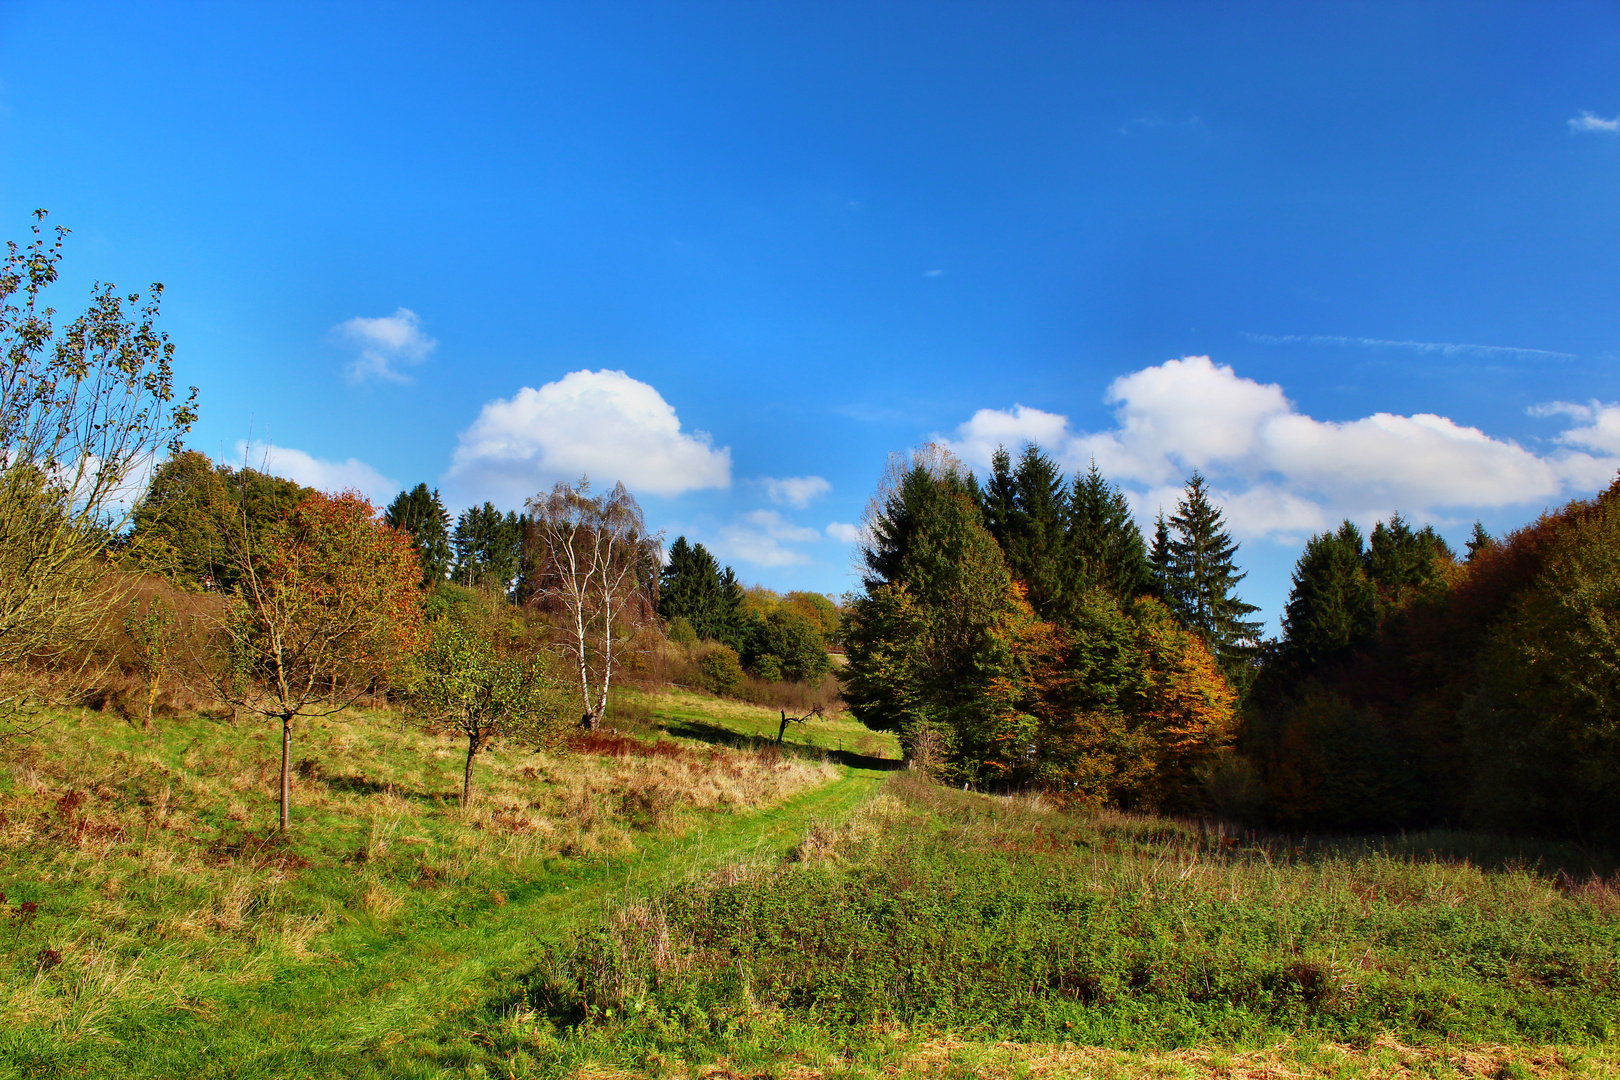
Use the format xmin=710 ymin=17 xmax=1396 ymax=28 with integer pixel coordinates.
xmin=2 ymin=691 xmax=1618 ymax=1078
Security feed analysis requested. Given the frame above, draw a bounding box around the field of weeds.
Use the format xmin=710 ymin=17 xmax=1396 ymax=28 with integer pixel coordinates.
xmin=0 ymin=702 xmax=837 ymax=1046
xmin=528 ymin=776 xmax=1620 ymax=1077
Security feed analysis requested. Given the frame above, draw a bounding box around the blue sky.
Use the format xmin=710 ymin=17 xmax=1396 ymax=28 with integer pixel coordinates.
xmin=4 ymin=1 xmax=1619 ymax=629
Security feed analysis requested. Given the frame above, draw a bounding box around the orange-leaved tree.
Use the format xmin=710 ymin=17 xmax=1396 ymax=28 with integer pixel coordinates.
xmin=213 ymin=490 xmax=423 ymax=830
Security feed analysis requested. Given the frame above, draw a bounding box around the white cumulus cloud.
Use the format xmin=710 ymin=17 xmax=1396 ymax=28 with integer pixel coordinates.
xmin=234 ymin=440 xmax=398 ymax=506
xmin=943 ymin=355 xmax=1620 ymax=541
xmin=761 ymin=475 xmax=832 ymax=508
xmin=1569 ymin=111 xmax=1620 ymax=134
xmin=336 ymin=308 xmax=437 ymax=384
xmin=825 ymin=521 xmax=861 ymax=543
xmin=445 ymin=369 xmax=730 ymax=505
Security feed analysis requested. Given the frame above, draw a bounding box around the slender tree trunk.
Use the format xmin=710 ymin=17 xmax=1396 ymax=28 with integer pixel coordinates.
xmin=462 ymin=732 xmax=480 ymax=807
xmin=279 ymin=712 xmax=293 ymax=832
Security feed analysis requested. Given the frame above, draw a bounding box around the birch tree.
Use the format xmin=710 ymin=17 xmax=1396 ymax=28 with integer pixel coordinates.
xmin=523 ymin=480 xmax=660 ymax=731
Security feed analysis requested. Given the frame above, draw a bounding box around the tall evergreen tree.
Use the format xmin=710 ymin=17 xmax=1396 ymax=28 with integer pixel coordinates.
xmin=1366 ymin=513 xmax=1453 ymax=618
xmin=1281 ymin=520 xmax=1377 ymax=667
xmin=1465 ymin=520 xmax=1494 ymax=562
xmin=1163 ymin=472 xmax=1261 ymax=668
xmin=1148 ymin=511 xmax=1174 ymax=603
xmin=1003 ymin=444 xmax=1070 ymax=619
xmin=1067 ymin=461 xmax=1152 ymax=605
xmin=452 ymin=503 xmax=523 ymax=594
xmin=979 ymin=446 xmax=1017 ymax=550
xmin=385 ymin=483 xmax=453 ymax=588
xmin=659 ymin=536 xmax=745 ymax=645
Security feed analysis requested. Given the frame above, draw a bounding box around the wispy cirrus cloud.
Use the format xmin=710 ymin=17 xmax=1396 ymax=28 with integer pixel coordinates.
xmin=1568 ymin=111 xmax=1620 ymax=134
xmin=1243 ymin=332 xmax=1575 ymax=363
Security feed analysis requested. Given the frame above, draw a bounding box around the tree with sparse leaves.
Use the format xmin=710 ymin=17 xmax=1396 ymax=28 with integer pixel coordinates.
xmin=0 ymin=211 xmax=197 ymax=735
xmin=523 ymin=480 xmax=661 ymax=731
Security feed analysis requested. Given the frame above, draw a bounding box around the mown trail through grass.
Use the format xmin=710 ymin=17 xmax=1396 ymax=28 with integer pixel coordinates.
xmin=12 ymin=758 xmax=894 ymax=1079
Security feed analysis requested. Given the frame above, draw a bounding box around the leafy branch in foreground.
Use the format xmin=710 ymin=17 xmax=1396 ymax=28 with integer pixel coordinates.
xmin=0 ymin=210 xmax=197 ymax=735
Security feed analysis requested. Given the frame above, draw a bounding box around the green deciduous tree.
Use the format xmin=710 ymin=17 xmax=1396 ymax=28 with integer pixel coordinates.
xmin=754 ymin=606 xmax=833 ymax=683
xmin=410 ymin=602 xmax=561 ymax=807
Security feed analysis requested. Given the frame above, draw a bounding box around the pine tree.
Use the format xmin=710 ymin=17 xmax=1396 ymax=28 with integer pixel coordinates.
xmin=384 ymin=483 xmax=453 ymax=588
xmin=1067 ymin=461 xmax=1151 ymax=605
xmin=1465 ymin=520 xmax=1494 ymax=562
xmin=1163 ymin=472 xmax=1261 ymax=669
xmin=659 ymin=536 xmax=745 ymax=644
xmin=452 ymin=503 xmax=523 ymax=594
xmin=1281 ymin=520 xmax=1377 ymax=667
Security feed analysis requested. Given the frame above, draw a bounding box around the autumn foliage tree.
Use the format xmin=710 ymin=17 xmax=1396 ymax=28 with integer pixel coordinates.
xmin=212 ymin=490 xmax=423 ymax=831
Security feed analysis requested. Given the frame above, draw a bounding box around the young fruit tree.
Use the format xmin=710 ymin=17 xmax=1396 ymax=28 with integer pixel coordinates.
xmin=0 ymin=211 xmax=197 ymax=732
xmin=212 ymin=490 xmax=423 ymax=830
xmin=409 ymin=606 xmax=560 ymax=806
xmin=523 ymin=480 xmax=660 ymax=731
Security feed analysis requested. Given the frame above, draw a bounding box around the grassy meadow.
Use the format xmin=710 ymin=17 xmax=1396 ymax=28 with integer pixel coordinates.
xmin=2 ymin=689 xmax=1618 ymax=1078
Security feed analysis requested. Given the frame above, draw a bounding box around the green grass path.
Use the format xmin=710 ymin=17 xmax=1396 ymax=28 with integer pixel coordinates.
xmin=21 ymin=762 xmax=892 ymax=1079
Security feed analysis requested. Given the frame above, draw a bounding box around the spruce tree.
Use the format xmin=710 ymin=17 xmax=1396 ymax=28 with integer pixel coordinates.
xmin=384 ymin=483 xmax=453 ymax=588
xmin=1148 ymin=511 xmax=1174 ymax=603
xmin=659 ymin=536 xmax=745 ymax=644
xmin=1366 ymin=513 xmax=1453 ymax=618
xmin=1163 ymin=472 xmax=1261 ymax=668
xmin=1465 ymin=520 xmax=1494 ymax=562
xmin=1005 ymin=444 xmax=1070 ymax=619
xmin=1281 ymin=520 xmax=1376 ymax=667
xmin=1067 ymin=461 xmax=1151 ymax=604
xmin=451 ymin=503 xmax=523 ymax=594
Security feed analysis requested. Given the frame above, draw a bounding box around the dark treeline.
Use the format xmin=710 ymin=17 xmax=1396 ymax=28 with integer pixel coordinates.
xmin=1247 ymin=482 xmax=1620 ymax=845
xmin=841 ymin=441 xmax=1620 ymax=849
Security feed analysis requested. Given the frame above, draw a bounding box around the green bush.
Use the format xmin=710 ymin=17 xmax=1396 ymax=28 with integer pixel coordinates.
xmin=699 ymin=645 xmax=744 ymax=696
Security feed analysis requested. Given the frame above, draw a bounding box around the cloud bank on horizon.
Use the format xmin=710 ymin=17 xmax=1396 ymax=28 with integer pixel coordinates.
xmin=944 ymin=355 xmax=1620 ymax=543
xmin=234 ymin=440 xmax=399 ymax=506
xmin=238 ymin=357 xmax=1620 ymax=572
